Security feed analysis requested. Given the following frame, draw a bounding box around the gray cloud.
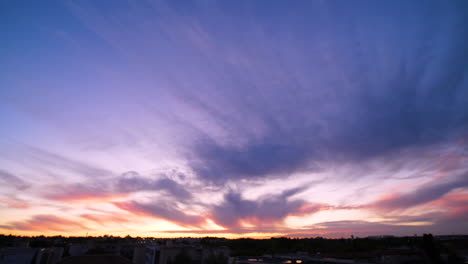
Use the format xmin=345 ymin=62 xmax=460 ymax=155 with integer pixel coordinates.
xmin=116 ymin=171 xmax=192 ymax=200
xmin=0 ymin=170 xmax=30 ymax=190
xmin=166 ymin=0 xmax=468 ymax=184
xmin=43 ymin=170 xmax=192 ymax=201
xmin=60 ymin=0 xmax=468 ymax=188
xmin=114 ymin=200 xmax=204 ymax=227
xmin=211 ymin=187 xmax=320 ymax=228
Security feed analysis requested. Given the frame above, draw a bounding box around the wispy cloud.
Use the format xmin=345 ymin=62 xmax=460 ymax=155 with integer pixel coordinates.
xmin=0 ymin=215 xmax=88 ymax=232
xmin=372 ymin=172 xmax=468 ymax=211
xmin=42 ymin=170 xmax=191 ymax=202
xmin=114 ymin=200 xmax=205 ymax=228
xmin=0 ymin=196 xmax=30 ymax=209
xmin=0 ymin=170 xmax=30 ymax=190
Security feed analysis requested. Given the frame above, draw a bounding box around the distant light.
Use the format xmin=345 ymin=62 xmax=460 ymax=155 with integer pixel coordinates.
xmin=296 ymin=260 xmax=303 ymax=264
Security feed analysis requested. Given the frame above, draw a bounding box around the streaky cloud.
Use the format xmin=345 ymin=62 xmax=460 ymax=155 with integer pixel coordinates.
xmin=211 ymin=187 xmax=322 ymax=229
xmin=43 ymin=170 xmax=192 ymax=202
xmin=0 ymin=170 xmax=30 ymax=190
xmin=114 ymin=200 xmax=205 ymax=228
xmin=373 ymin=171 xmax=468 ymax=210
xmin=0 ymin=214 xmax=88 ymax=232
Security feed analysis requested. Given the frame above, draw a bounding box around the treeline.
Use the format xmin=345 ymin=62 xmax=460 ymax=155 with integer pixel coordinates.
xmin=1 ymin=234 xmax=466 ymax=258
xmin=202 ymin=235 xmax=467 ymax=259
xmin=203 ymin=236 xmax=417 ymax=256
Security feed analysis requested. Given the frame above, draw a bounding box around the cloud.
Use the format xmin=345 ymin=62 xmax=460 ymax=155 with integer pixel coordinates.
xmin=0 ymin=197 xmax=30 ymax=209
xmin=43 ymin=170 xmax=192 ymax=202
xmin=80 ymin=213 xmax=132 ymax=226
xmin=211 ymin=187 xmax=322 ymax=229
xmin=373 ymin=172 xmax=468 ymax=210
xmin=106 ymin=186 xmax=323 ymax=231
xmin=116 ymin=171 xmax=192 ymax=200
xmin=0 ymin=170 xmax=30 ymax=190
xmin=0 ymin=215 xmax=88 ymax=232
xmin=190 ymin=140 xmax=319 ymax=183
xmin=159 ymin=0 xmax=468 ymax=183
xmin=283 ymin=220 xmax=428 ymax=238
xmin=43 ymin=183 xmax=128 ymax=203
xmin=57 ymin=0 xmax=468 ymax=188
xmin=410 ymin=190 xmax=468 ymax=232
xmin=154 ymin=218 xmax=432 ymax=237
xmin=114 ymin=200 xmax=205 ymax=228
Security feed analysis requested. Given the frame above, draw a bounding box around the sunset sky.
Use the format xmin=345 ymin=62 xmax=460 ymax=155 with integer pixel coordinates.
xmin=1 ymin=0 xmax=467 ymax=238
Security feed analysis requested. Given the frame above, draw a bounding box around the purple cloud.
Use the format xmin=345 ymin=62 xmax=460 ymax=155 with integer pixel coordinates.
xmin=211 ymin=187 xmax=321 ymax=229
xmin=374 ymin=172 xmax=468 ymax=210
xmin=43 ymin=170 xmax=192 ymax=202
xmin=0 ymin=170 xmax=30 ymax=190
xmin=114 ymin=200 xmax=205 ymax=228
xmin=116 ymin=171 xmax=192 ymax=200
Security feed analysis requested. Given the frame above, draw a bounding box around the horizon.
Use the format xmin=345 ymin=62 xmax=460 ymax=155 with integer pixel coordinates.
xmin=3 ymin=233 xmax=468 ymax=240
xmin=1 ymin=0 xmax=468 ymax=239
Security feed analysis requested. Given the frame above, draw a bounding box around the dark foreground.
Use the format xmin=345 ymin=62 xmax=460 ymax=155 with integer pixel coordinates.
xmin=0 ymin=234 xmax=467 ymax=264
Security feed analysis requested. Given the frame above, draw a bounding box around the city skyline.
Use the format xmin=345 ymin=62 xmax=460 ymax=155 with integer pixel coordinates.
xmin=1 ymin=0 xmax=467 ymax=238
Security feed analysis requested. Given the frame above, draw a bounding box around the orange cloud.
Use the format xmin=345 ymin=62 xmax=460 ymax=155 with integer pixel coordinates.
xmin=0 ymin=214 xmax=89 ymax=232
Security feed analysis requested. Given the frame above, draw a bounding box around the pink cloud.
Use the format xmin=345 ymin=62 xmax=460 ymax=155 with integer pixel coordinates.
xmin=0 ymin=215 xmax=89 ymax=232
xmin=113 ymin=201 xmax=206 ymax=228
xmin=0 ymin=197 xmax=30 ymax=209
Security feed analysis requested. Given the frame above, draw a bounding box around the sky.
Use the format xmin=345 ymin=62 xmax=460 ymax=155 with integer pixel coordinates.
xmin=0 ymin=0 xmax=467 ymax=238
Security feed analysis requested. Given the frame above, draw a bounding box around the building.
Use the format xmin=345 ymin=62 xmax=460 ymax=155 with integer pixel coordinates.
xmin=0 ymin=247 xmax=37 ymax=264
xmin=159 ymin=245 xmax=202 ymax=264
xmin=133 ymin=245 xmax=159 ymax=264
xmin=0 ymin=247 xmax=63 ymax=264
xmin=57 ymin=255 xmax=132 ymax=264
